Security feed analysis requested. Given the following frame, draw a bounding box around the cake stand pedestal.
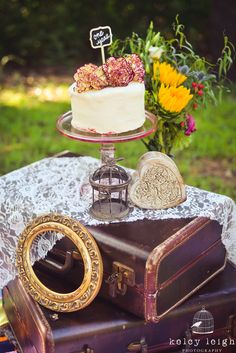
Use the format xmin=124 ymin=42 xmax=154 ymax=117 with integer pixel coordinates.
xmin=56 ymin=110 xmax=157 ymax=164
xmin=56 ymin=111 xmax=156 ymax=220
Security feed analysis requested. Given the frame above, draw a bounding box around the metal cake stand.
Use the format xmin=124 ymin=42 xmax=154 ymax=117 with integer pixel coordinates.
xmin=56 ymin=110 xmax=157 ymax=163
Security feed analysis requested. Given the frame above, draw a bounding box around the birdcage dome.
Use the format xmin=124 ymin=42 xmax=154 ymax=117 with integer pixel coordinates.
xmin=192 ymin=307 xmax=214 ymax=334
xmin=90 ymin=163 xmax=130 ymax=190
xmin=89 ymin=158 xmax=131 ymax=220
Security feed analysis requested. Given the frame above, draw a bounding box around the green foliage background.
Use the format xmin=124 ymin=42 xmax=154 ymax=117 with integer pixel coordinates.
xmin=1 ymin=0 xmax=235 ymax=78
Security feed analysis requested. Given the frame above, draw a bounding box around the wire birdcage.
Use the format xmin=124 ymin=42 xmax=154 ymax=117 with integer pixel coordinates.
xmin=89 ymin=157 xmax=131 ymax=220
xmin=192 ymin=306 xmax=214 ymax=334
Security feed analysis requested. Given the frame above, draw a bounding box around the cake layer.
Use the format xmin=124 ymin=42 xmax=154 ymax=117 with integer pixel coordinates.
xmin=69 ymin=82 xmax=145 ymax=134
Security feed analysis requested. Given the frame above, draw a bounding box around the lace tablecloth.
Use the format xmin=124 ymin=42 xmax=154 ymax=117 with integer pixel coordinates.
xmin=0 ymin=156 xmax=236 ymax=289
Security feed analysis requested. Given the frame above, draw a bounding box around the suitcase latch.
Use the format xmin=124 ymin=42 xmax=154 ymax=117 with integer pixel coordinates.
xmin=127 ymin=337 xmax=148 ymax=353
xmin=106 ymin=262 xmax=135 ymax=297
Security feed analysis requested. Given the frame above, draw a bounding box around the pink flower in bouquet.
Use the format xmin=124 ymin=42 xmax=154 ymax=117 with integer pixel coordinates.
xmin=185 ymin=113 xmax=197 ymax=136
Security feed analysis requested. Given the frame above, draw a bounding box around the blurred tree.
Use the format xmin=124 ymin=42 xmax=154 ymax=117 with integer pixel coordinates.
xmin=0 ymin=0 xmax=234 ymax=79
xmin=208 ymin=0 xmax=236 ymax=80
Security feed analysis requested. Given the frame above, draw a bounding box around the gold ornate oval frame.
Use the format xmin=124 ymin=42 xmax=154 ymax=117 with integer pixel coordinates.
xmin=16 ymin=214 xmax=103 ymax=312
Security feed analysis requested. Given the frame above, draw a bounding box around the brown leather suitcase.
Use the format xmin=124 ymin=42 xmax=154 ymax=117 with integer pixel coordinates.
xmin=36 ymin=217 xmax=227 ymax=322
xmin=3 ymin=263 xmax=236 ymax=353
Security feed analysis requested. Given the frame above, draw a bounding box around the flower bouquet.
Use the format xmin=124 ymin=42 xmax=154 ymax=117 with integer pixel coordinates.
xmin=109 ymin=17 xmax=234 ymax=155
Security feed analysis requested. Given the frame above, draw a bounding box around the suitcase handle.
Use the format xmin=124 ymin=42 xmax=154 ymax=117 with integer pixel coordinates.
xmin=127 ymin=337 xmax=148 ymax=353
xmin=37 ymin=250 xmax=74 ymax=274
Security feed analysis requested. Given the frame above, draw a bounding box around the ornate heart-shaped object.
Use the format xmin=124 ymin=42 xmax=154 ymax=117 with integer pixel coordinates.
xmin=129 ymin=152 xmax=186 ymax=209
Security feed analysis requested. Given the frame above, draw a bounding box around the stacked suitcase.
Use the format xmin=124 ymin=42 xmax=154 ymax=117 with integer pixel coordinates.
xmin=3 ymin=216 xmax=236 ymax=353
xmin=3 ymin=263 xmax=236 ymax=353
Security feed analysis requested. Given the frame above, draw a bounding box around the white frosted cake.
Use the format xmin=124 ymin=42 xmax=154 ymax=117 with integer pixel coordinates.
xmin=69 ymin=55 xmax=146 ymax=134
xmin=69 ymin=81 xmax=145 ymax=133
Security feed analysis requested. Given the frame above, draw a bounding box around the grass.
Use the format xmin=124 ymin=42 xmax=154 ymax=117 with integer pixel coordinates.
xmin=0 ymin=74 xmax=235 ymax=201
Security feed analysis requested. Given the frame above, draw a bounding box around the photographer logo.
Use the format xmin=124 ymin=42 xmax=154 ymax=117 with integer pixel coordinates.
xmin=168 ymin=307 xmax=235 ymax=353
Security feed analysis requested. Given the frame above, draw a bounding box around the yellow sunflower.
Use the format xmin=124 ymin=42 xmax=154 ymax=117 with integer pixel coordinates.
xmin=154 ymin=61 xmax=187 ymax=87
xmin=158 ymin=84 xmax=193 ymax=113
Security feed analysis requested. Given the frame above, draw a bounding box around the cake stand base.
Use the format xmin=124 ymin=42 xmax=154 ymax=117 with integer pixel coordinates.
xmin=90 ymin=199 xmax=130 ymax=221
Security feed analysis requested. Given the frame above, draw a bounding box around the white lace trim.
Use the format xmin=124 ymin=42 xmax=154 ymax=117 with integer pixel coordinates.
xmin=0 ymin=156 xmax=235 ymax=289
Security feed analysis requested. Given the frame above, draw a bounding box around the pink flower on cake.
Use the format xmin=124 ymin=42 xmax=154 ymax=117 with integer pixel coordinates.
xmin=125 ymin=54 xmax=145 ymax=82
xmin=102 ymin=57 xmax=134 ymax=87
xmin=90 ymin=66 xmax=108 ymax=90
xmin=74 ymin=63 xmax=98 ymax=92
xmin=73 ymin=55 xmax=145 ymax=92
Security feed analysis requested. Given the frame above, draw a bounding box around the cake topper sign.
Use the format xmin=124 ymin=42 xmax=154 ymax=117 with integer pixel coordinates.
xmin=89 ymin=26 xmax=113 ymax=64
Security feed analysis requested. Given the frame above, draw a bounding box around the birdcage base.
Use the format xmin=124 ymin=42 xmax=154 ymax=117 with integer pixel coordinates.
xmin=90 ymin=199 xmax=130 ymax=221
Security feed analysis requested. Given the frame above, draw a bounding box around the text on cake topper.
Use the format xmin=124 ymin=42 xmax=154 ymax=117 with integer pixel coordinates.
xmin=89 ymin=26 xmax=113 ymax=64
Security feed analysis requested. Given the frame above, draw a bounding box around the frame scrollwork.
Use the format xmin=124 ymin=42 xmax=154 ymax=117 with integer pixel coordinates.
xmin=16 ymin=214 xmax=103 ymax=312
